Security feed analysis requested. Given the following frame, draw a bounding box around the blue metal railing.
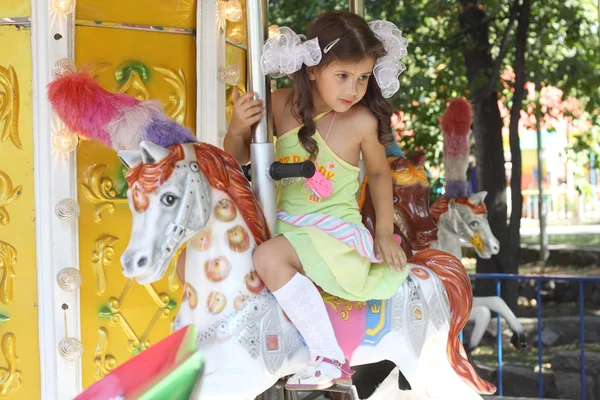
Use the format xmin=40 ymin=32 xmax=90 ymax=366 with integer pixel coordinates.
xmin=468 ymin=273 xmax=600 ymax=399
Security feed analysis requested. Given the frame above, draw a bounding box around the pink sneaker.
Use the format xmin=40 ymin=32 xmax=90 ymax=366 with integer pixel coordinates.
xmin=285 ymin=357 xmax=354 ymax=391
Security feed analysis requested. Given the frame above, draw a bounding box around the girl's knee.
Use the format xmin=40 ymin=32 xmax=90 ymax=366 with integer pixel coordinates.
xmin=253 ymin=242 xmax=275 ymax=276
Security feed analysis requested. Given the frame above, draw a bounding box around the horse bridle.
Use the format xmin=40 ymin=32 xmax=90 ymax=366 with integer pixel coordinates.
xmin=157 ymin=148 xmax=211 ymax=267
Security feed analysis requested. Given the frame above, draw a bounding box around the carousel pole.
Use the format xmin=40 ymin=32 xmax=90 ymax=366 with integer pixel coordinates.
xmin=247 ymin=0 xmax=277 ymax=234
xmin=349 ymin=0 xmax=365 ymax=16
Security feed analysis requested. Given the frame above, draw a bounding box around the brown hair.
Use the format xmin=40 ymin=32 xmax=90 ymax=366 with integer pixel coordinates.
xmin=288 ymin=11 xmax=394 ymax=160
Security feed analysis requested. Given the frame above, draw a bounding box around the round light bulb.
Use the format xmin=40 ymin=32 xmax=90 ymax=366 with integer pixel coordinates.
xmin=55 ymin=198 xmax=80 ymax=222
xmin=51 ymin=0 xmax=76 ymax=15
xmin=57 ymin=268 xmax=82 ymax=292
xmin=53 ymin=58 xmax=75 ymax=79
xmin=268 ymin=25 xmax=280 ymax=39
xmin=217 ymin=0 xmax=243 ymax=23
xmin=58 ymin=337 xmax=83 ymax=361
xmin=52 ymin=129 xmax=79 ymax=153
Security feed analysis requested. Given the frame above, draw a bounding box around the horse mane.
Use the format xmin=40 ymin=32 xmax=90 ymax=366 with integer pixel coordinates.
xmin=409 ymin=249 xmax=496 ymax=395
xmin=357 ymin=157 xmax=428 ymax=209
xmin=430 ymin=197 xmax=487 ymax=224
xmin=193 ymin=143 xmax=270 ymax=245
xmin=125 ymin=143 xmax=270 ymax=246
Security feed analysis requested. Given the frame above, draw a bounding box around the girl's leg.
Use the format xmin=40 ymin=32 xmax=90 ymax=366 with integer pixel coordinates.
xmin=254 ymin=236 xmax=350 ymax=389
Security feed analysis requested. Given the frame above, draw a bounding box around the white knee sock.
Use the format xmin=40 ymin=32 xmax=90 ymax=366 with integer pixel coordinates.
xmin=273 ymin=273 xmax=345 ymax=366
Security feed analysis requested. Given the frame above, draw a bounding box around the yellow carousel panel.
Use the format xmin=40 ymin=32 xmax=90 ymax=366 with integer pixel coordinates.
xmin=0 ymin=26 xmax=40 ymax=400
xmin=75 ymin=26 xmax=194 ymax=388
xmin=76 ymin=0 xmax=196 ymax=29
xmin=0 ymin=0 xmax=30 ymax=18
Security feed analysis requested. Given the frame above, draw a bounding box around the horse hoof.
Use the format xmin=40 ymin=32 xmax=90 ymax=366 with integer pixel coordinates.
xmin=511 ymin=332 xmax=528 ymax=350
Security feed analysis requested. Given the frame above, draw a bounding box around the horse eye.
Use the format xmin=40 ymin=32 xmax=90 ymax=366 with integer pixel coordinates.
xmin=470 ymin=221 xmax=479 ymax=228
xmin=161 ymin=193 xmax=178 ymax=206
xmin=393 ymin=195 xmax=399 ymax=203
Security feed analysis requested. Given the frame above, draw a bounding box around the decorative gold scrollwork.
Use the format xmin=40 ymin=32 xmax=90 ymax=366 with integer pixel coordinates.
xmin=0 ymin=333 xmax=21 ymax=396
xmin=0 ymin=241 xmax=16 ymax=305
xmin=321 ymin=293 xmax=359 ymax=321
xmin=0 ymin=171 xmax=22 ymax=226
xmin=154 ymin=67 xmax=187 ymax=125
xmin=80 ymin=164 xmax=127 ymax=223
xmin=100 ymin=279 xmax=176 ymax=355
xmin=91 ymin=235 xmax=119 ymax=295
xmin=0 ymin=65 xmax=21 ymax=150
xmin=93 ymin=328 xmax=117 ymax=381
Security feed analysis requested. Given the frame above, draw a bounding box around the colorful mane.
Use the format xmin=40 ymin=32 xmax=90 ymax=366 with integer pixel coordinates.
xmin=47 ymin=72 xmax=197 ymax=151
xmin=126 ymin=143 xmax=270 ymax=246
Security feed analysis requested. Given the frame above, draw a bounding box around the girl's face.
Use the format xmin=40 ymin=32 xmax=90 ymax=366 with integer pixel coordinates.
xmin=308 ymin=57 xmax=375 ymax=113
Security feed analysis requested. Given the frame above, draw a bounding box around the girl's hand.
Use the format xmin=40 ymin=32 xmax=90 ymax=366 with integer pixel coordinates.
xmin=374 ymin=233 xmax=407 ymax=272
xmin=229 ymin=90 xmax=264 ymax=136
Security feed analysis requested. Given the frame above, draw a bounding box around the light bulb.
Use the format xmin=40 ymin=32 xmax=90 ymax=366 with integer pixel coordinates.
xmin=268 ymin=25 xmax=280 ymax=39
xmin=52 ymin=129 xmax=79 ymax=153
xmin=58 ymin=337 xmax=83 ymax=361
xmin=53 ymin=58 xmax=75 ymax=79
xmin=217 ymin=64 xmax=241 ymax=86
xmin=57 ymin=268 xmax=82 ymax=292
xmin=51 ymin=0 xmax=76 ymax=15
xmin=55 ymin=198 xmax=80 ymax=221
xmin=217 ymin=0 xmax=243 ymax=23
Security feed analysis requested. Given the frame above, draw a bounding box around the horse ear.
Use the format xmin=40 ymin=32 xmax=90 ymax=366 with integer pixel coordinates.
xmin=390 ymin=157 xmax=407 ymax=171
xmin=468 ymin=191 xmax=487 ymax=206
xmin=140 ymin=141 xmax=170 ymax=164
xmin=409 ymin=152 xmax=426 ymax=168
xmin=118 ymin=150 xmax=142 ymax=169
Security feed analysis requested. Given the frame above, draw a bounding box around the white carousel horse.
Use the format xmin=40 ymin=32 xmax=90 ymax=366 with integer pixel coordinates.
xmin=118 ymin=140 xmax=495 ymax=400
xmin=429 ymin=193 xmax=526 ymax=350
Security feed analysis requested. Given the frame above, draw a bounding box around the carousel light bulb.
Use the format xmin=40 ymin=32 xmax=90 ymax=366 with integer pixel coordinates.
xmin=268 ymin=25 xmax=280 ymax=39
xmin=58 ymin=337 xmax=83 ymax=361
xmin=51 ymin=0 xmax=76 ymax=15
xmin=216 ymin=0 xmax=243 ymax=23
xmin=55 ymin=198 xmax=80 ymax=222
xmin=57 ymin=268 xmax=82 ymax=292
xmin=52 ymin=129 xmax=79 ymax=153
xmin=53 ymin=58 xmax=75 ymax=79
xmin=217 ymin=64 xmax=241 ymax=86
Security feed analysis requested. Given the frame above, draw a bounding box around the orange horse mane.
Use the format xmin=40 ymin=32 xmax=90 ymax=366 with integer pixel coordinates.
xmin=430 ymin=197 xmax=487 ymax=224
xmin=358 ymin=157 xmax=428 ymax=209
xmin=125 ymin=143 xmax=270 ymax=246
xmin=409 ymin=249 xmax=496 ymax=395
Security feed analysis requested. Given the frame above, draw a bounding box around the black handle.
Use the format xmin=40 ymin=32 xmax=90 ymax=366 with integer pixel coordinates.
xmin=241 ymin=161 xmax=316 ymax=182
xmin=269 ymin=161 xmax=315 ymax=181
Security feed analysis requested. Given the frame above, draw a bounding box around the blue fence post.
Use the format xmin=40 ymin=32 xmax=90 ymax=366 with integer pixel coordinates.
xmin=579 ymin=280 xmax=586 ymax=400
xmin=496 ymin=279 xmax=503 ymax=396
xmin=467 ymin=273 xmax=599 ymax=400
xmin=537 ymin=280 xmax=543 ymax=399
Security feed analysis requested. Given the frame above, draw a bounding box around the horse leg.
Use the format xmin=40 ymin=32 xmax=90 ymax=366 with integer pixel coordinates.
xmin=472 ymin=296 xmax=527 ymax=350
xmin=467 ymin=305 xmax=491 ymax=350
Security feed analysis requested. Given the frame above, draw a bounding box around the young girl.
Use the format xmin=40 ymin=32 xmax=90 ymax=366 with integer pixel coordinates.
xmin=224 ymin=11 xmax=409 ymax=390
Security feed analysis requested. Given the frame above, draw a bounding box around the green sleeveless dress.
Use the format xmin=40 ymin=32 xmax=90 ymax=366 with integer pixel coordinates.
xmin=275 ymin=112 xmax=410 ymax=301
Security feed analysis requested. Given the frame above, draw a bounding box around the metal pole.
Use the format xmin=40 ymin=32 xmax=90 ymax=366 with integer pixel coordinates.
xmin=247 ymin=0 xmax=277 ymax=235
xmin=535 ymin=89 xmax=549 ymax=263
xmin=349 ymin=0 xmax=364 ymax=16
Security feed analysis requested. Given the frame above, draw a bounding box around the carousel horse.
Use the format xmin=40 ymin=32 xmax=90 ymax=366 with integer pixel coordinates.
xmin=354 ymin=152 xmax=526 ymax=399
xmin=48 ymin=73 xmax=495 ymax=400
xmin=429 ymin=97 xmax=526 ymax=351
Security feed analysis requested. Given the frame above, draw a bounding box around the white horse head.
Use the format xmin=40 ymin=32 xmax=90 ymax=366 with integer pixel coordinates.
xmin=431 ymin=191 xmax=500 ymax=260
xmin=119 ymin=141 xmax=212 ymax=284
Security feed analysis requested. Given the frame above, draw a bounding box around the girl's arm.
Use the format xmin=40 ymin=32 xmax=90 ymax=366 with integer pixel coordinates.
xmin=224 ymin=91 xmax=264 ymax=164
xmin=361 ymin=117 xmax=407 ymax=271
